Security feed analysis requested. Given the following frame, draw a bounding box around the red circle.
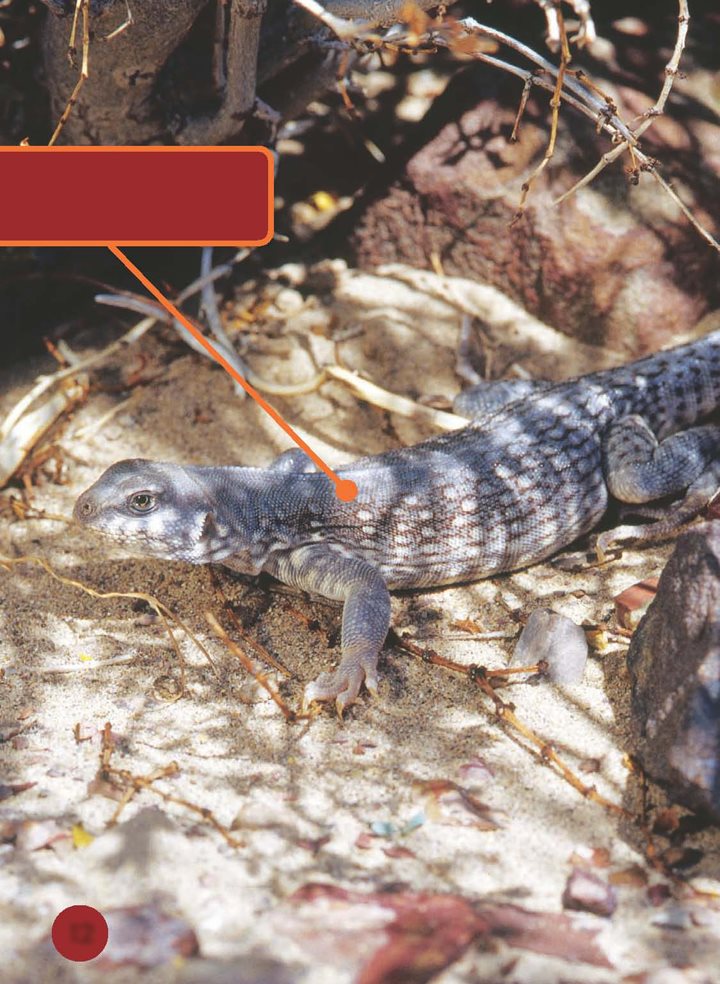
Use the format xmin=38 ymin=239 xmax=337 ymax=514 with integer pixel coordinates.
xmin=51 ymin=905 xmax=108 ymax=962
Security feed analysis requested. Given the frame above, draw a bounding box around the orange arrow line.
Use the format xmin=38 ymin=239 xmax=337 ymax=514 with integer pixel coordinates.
xmin=108 ymin=245 xmax=357 ymax=502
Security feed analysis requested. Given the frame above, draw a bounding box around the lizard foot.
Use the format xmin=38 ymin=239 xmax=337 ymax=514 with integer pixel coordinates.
xmin=303 ymin=662 xmax=379 ymax=717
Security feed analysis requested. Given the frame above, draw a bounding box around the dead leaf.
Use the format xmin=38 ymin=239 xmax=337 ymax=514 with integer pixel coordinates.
xmin=476 ymin=902 xmax=613 ymax=967
xmin=562 ymin=869 xmax=617 ymax=917
xmin=280 ymin=885 xmax=613 ymax=979
xmin=609 ymin=865 xmax=648 ymax=887
xmin=419 ymin=779 xmax=502 ymax=831
xmin=15 ymin=819 xmax=68 ymax=851
xmin=0 ymin=781 xmax=36 ymax=801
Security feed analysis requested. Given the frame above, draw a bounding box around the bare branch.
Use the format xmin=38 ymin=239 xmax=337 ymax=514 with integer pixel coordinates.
xmin=633 ymin=0 xmax=690 ymax=139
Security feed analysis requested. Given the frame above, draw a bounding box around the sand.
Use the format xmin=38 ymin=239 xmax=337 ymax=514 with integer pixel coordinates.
xmin=1 ymin=265 xmax=718 ymax=983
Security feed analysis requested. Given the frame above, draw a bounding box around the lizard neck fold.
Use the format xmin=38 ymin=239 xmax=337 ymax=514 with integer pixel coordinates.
xmin=188 ymin=466 xmax=335 ymax=573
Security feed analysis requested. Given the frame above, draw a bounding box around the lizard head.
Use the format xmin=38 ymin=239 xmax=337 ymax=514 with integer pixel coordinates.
xmin=73 ymin=458 xmax=234 ymax=564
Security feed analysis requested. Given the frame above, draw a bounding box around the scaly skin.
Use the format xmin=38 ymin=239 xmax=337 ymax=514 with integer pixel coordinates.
xmin=74 ymin=331 xmax=720 ymax=712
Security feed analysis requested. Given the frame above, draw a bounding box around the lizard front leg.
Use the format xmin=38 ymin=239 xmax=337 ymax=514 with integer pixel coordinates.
xmin=265 ymin=543 xmax=392 ymax=715
xmin=599 ymin=415 xmax=720 ymax=553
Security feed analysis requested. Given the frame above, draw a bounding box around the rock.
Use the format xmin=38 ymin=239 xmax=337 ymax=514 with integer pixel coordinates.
xmin=614 ymin=578 xmax=659 ymax=631
xmin=626 ymin=522 xmax=720 ymax=821
xmin=348 ymin=64 xmax=717 ymax=354
xmin=512 ymin=609 xmax=588 ymax=684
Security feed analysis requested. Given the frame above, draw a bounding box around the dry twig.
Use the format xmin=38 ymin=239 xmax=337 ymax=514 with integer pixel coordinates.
xmin=396 ymin=633 xmax=629 ymax=817
xmin=205 ymin=611 xmax=299 ymax=722
xmin=99 ymin=723 xmax=244 ymax=848
xmin=0 ymin=553 xmax=221 ymax=691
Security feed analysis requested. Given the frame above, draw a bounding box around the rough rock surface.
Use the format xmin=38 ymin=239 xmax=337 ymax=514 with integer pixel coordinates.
xmin=348 ymin=64 xmax=719 ymax=354
xmin=626 ymin=522 xmax=720 ymax=820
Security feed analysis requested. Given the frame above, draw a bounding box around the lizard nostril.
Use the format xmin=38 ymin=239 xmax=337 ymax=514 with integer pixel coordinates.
xmin=74 ymin=495 xmax=95 ymax=520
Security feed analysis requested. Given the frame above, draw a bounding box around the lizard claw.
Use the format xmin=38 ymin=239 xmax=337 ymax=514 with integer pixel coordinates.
xmin=364 ymin=670 xmax=379 ymax=699
xmin=303 ymin=660 xmax=378 ymax=714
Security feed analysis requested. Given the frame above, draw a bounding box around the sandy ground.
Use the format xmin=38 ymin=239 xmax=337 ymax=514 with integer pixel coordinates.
xmin=1 ymin=265 xmax=719 ymax=983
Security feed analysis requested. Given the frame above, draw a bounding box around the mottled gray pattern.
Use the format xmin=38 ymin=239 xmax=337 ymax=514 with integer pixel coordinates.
xmin=74 ymin=330 xmax=720 ymax=709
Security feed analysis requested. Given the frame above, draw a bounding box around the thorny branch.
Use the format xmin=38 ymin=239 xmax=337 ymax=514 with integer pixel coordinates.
xmin=298 ymin=0 xmax=718 ymax=252
xmin=554 ymin=0 xmax=691 ymax=200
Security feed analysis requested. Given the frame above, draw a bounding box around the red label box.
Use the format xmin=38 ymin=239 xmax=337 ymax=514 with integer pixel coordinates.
xmin=0 ymin=146 xmax=274 ymax=246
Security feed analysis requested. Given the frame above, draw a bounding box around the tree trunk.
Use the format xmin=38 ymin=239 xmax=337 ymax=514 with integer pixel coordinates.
xmin=40 ymin=0 xmax=446 ymax=145
xmin=41 ymin=0 xmax=252 ymax=144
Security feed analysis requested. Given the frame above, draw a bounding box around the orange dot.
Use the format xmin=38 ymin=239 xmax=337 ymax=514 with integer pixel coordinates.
xmin=335 ymin=479 xmax=358 ymax=502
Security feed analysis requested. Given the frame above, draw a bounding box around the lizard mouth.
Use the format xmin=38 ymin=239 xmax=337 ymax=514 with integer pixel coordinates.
xmin=76 ymin=522 xmax=169 ymax=553
xmin=73 ymin=497 xmax=225 ymax=563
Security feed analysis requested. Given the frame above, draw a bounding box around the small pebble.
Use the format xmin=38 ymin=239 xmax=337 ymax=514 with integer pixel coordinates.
xmin=562 ymin=868 xmax=617 ymax=917
xmin=512 ymin=609 xmax=588 ymax=684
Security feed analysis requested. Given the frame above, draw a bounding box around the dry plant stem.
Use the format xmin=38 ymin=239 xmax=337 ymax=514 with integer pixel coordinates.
xmin=293 ymin=0 xmax=448 ymax=36
xmin=0 ymin=317 xmax=156 ymax=442
xmin=295 ymin=2 xmax=715 ymax=249
xmin=515 ymin=12 xmax=571 ymax=216
xmin=0 ymin=554 xmax=220 ymax=680
xmin=176 ymin=248 xmax=251 ymax=303
xmin=552 ymin=141 xmax=626 ymax=205
xmin=536 ymin=0 xmax=596 ymax=49
xmin=102 ymin=0 xmax=133 ymax=42
xmin=510 ymin=74 xmax=533 ymax=142
xmin=649 ymin=169 xmax=720 ymax=252
xmin=48 ymin=0 xmax=90 ymax=145
xmin=93 ymin=295 xmax=249 ymax=387
xmin=464 ymin=51 xmax=627 ymax=138
xmin=67 ymin=0 xmax=83 ymax=62
xmin=93 ymin=245 xmax=250 ymax=324
xmin=43 ymin=0 xmax=207 ymax=144
xmin=200 ymin=246 xmax=250 ymax=401
xmin=324 ymin=365 xmax=466 ymax=430
xmin=205 ymin=611 xmax=298 ymax=722
xmin=456 ymin=9 xmax=717 ymax=250
xmin=550 ymin=0 xmax=720 ymax=251
xmin=397 ymin=634 xmax=629 ymax=816
xmin=36 ymin=653 xmax=135 ymax=673
xmin=95 ymin=292 xmax=327 ymax=397
xmin=200 ymin=247 xmax=235 ymax=354
xmin=0 ymin=375 xmax=88 ymax=488
xmin=494 ymin=663 xmax=545 ymax=677
xmin=321 ymin=0 xmax=451 ymax=22
xmin=99 ymin=726 xmax=245 ymax=848
xmin=568 ymin=67 xmax=618 ymax=113
xmin=293 ymin=0 xmax=371 ymax=39
xmin=633 ymin=0 xmax=689 ymax=140
xmin=93 ymin=248 xmax=251 ymax=318
xmin=209 ymin=570 xmax=290 ymax=675
xmin=453 ymin=19 xmax=635 ymax=144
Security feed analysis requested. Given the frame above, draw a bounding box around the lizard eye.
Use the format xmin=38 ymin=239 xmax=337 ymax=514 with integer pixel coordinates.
xmin=128 ymin=491 xmax=157 ymax=514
